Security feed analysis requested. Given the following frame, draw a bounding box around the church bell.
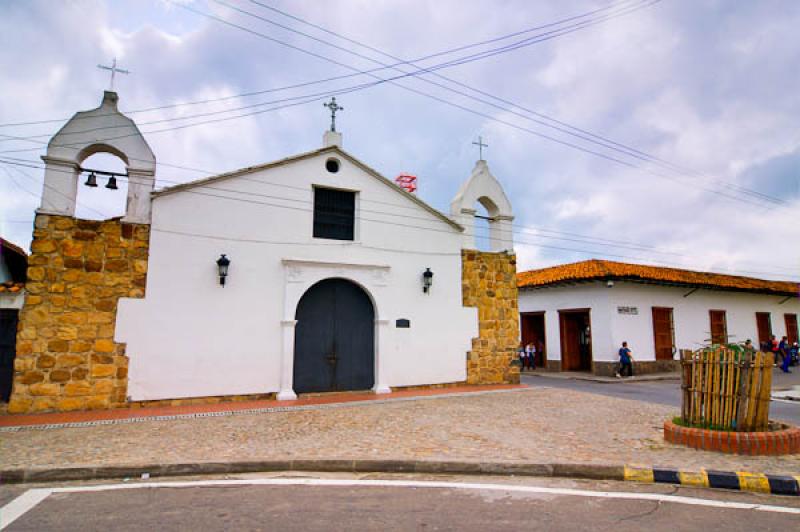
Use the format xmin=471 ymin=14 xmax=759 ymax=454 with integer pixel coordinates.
xmin=105 ymin=175 xmax=118 ymax=190
xmin=84 ymin=172 xmax=98 ymax=187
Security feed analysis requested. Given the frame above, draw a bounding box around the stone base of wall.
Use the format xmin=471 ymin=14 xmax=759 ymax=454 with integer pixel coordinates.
xmin=664 ymin=419 xmax=800 ymax=455
xmin=461 ymin=250 xmax=520 ymax=385
xmin=8 ymin=214 xmax=149 ymax=414
xmin=593 ymin=360 xmax=680 ymax=377
xmin=129 ymin=393 xmax=276 ymax=409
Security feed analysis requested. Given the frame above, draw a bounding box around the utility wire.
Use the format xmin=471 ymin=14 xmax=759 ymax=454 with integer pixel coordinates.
xmin=0 ymin=0 xmax=645 ymax=130
xmin=242 ymin=0 xmax=782 ymax=206
xmin=3 ymin=157 xmax=798 ymax=279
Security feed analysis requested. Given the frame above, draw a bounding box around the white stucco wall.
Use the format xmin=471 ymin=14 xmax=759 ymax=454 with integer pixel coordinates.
xmin=520 ymin=281 xmax=800 ymax=364
xmin=116 ymin=149 xmax=477 ymax=401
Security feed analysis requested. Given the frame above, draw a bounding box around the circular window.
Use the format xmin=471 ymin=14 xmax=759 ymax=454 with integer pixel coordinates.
xmin=325 ymin=158 xmax=340 ymax=173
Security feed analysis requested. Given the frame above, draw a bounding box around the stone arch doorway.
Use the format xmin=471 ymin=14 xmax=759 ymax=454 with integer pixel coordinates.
xmin=293 ymin=278 xmax=375 ymax=394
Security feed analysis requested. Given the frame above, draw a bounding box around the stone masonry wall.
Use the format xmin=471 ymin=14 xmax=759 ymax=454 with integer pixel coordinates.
xmin=8 ymin=214 xmax=149 ymax=414
xmin=462 ymin=250 xmax=520 ymax=385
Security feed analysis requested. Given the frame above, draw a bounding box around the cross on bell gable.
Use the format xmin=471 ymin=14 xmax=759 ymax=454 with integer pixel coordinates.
xmin=97 ymin=58 xmax=130 ymax=91
xmin=472 ymin=136 xmax=488 ymax=161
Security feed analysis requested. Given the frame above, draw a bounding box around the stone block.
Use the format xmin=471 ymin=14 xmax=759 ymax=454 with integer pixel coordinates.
xmin=93 ymin=380 xmax=115 ymax=394
xmin=30 ymin=239 xmax=57 ymax=253
xmin=27 ymin=266 xmax=46 ymax=281
xmin=7 ymin=397 xmax=33 ymax=414
xmin=95 ymin=299 xmax=116 ymax=312
xmin=91 ymin=364 xmax=116 ymax=378
xmin=91 ymin=353 xmax=114 ymax=364
xmin=49 ymin=369 xmax=72 ymax=383
xmin=29 ymin=383 xmax=60 ymax=396
xmin=72 ymin=367 xmax=89 ymax=380
xmin=61 ymin=240 xmax=84 ymax=258
xmin=53 ymin=217 xmax=74 ymax=230
xmin=94 ymin=339 xmax=115 ymax=353
xmin=57 ymin=353 xmax=86 ymax=368
xmin=56 ymin=326 xmax=78 ymax=340
xmin=105 ymin=259 xmax=129 ymax=272
xmin=14 ymin=357 xmax=34 ymax=371
xmin=57 ymin=397 xmax=85 ymax=411
xmin=64 ymin=381 xmax=92 ymax=396
xmin=19 ymin=370 xmax=45 ymax=385
xmin=86 ymin=395 xmax=110 ymax=410
xmin=70 ymin=340 xmax=92 ymax=353
xmin=36 ymin=354 xmax=56 ymax=369
xmin=31 ymin=397 xmax=57 ymax=412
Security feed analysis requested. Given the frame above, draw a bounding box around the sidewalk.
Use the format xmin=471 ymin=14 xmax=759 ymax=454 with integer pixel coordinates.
xmin=522 ymin=370 xmax=680 ymax=383
xmin=1 ymin=385 xmax=798 ymax=480
xmin=0 ymin=384 xmax=523 ymax=429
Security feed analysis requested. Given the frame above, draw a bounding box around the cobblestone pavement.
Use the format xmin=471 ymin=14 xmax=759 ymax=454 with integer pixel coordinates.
xmin=2 ymin=388 xmax=799 ymax=475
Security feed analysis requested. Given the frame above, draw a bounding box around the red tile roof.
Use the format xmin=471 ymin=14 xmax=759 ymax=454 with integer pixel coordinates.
xmin=517 ymin=259 xmax=799 ymax=297
xmin=0 ymin=281 xmax=24 ymax=293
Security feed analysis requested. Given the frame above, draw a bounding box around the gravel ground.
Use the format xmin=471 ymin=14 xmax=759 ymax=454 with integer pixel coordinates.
xmin=2 ymin=388 xmax=798 ymax=474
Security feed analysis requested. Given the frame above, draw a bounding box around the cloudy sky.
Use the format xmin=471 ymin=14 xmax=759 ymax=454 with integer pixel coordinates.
xmin=0 ymin=0 xmax=798 ymax=280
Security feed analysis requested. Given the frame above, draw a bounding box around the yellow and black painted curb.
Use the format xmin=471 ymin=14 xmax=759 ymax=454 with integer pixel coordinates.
xmin=625 ymin=466 xmax=800 ymax=496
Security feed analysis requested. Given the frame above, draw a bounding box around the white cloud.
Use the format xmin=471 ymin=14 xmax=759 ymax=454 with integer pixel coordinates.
xmin=0 ymin=0 xmax=798 ymax=281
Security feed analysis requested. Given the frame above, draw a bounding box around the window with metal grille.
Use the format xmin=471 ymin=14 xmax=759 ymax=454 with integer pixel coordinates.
xmin=313 ymin=187 xmax=355 ymax=241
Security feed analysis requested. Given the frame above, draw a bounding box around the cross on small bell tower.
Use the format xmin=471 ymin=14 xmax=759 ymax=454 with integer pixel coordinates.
xmin=324 ymin=97 xmax=344 ymax=132
xmin=472 ymin=136 xmax=488 ymax=161
xmin=97 ymin=58 xmax=130 ymax=91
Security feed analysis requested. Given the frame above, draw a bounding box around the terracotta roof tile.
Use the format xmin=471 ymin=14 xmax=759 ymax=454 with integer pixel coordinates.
xmin=0 ymin=281 xmax=25 ymax=293
xmin=517 ymin=259 xmax=799 ymax=297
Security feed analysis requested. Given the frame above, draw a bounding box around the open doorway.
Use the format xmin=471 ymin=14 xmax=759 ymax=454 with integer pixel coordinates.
xmin=520 ymin=312 xmax=546 ymax=368
xmin=559 ymin=309 xmax=592 ymax=371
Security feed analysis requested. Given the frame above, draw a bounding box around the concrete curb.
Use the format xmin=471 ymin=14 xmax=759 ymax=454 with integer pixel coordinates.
xmin=1 ymin=460 xmax=797 ymax=496
xmin=624 ymin=465 xmax=800 ymax=497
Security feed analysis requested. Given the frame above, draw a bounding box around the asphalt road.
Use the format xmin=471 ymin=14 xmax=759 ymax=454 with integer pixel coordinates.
xmin=3 ymin=476 xmax=799 ymax=531
xmin=521 ymin=373 xmax=800 ymax=425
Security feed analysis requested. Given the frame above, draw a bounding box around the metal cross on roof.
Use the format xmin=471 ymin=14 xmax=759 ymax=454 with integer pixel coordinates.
xmin=324 ymin=97 xmax=344 ymax=132
xmin=97 ymin=58 xmax=130 ymax=91
xmin=472 ymin=136 xmax=488 ymax=160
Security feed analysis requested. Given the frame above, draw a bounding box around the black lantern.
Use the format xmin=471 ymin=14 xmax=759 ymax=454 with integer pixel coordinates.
xmin=422 ymin=267 xmax=433 ymax=293
xmin=105 ymin=175 xmax=118 ymax=190
xmin=84 ymin=172 xmax=98 ymax=187
xmin=216 ymin=254 xmax=230 ymax=286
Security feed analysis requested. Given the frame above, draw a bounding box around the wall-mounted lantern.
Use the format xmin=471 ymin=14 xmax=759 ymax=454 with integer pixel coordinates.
xmin=216 ymin=254 xmax=231 ymax=287
xmin=422 ymin=267 xmax=433 ymax=293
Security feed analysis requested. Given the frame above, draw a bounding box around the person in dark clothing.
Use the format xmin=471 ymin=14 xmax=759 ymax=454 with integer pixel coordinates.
xmin=779 ymin=336 xmax=791 ymax=373
xmin=616 ymin=341 xmax=634 ymax=378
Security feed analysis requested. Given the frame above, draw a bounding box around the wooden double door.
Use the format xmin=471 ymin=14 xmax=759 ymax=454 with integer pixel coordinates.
xmin=293 ymin=279 xmax=375 ymax=394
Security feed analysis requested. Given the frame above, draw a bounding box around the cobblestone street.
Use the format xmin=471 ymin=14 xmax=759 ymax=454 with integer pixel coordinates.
xmin=2 ymin=388 xmax=799 ymax=475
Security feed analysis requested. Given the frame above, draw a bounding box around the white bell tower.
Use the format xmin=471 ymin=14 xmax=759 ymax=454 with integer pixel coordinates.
xmin=39 ymin=91 xmax=156 ymax=224
xmin=450 ymin=157 xmax=514 ymax=252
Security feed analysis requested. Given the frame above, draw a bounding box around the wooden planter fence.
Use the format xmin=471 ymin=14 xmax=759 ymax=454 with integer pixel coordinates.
xmin=680 ymin=348 xmax=773 ymax=432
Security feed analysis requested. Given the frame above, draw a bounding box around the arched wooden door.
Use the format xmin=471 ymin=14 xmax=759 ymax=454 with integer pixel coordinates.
xmin=293 ymin=279 xmax=375 ymax=394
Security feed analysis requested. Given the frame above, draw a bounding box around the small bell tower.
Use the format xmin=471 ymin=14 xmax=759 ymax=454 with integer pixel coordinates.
xmin=39 ymin=91 xmax=156 ymax=224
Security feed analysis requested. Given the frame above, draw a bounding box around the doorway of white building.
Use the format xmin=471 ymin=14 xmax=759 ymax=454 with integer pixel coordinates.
xmin=520 ymin=312 xmax=546 ymax=368
xmin=558 ymin=309 xmax=592 ymax=371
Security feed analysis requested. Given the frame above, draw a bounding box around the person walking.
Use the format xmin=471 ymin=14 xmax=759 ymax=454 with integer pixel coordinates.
xmin=616 ymin=341 xmax=634 ymax=378
xmin=779 ymin=336 xmax=792 ymax=373
xmin=525 ymin=342 xmax=536 ymax=371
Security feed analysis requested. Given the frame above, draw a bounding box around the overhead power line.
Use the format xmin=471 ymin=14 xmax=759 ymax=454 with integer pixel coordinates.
xmin=241 ymin=0 xmax=782 ymax=207
xmin=0 ymin=0 xmax=646 ymax=130
xmin=3 ymin=157 xmax=798 ymax=280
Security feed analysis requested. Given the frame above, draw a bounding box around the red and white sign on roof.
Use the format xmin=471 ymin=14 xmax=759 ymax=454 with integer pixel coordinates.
xmin=395 ymin=173 xmax=417 ymax=193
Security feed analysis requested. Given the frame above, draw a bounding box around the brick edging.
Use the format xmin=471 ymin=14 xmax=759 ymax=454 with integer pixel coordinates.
xmin=664 ymin=419 xmax=800 ymax=455
xmin=1 ymin=460 xmax=798 ymax=496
